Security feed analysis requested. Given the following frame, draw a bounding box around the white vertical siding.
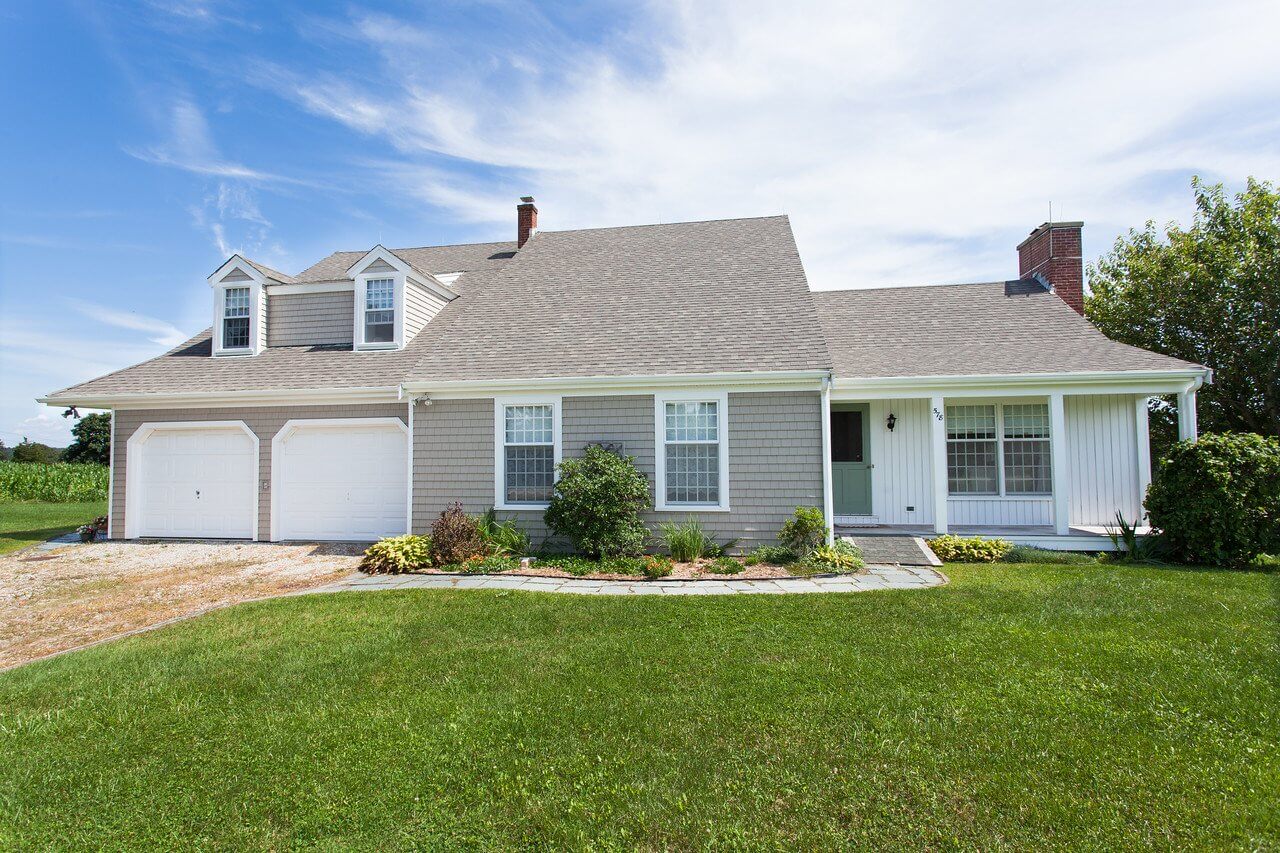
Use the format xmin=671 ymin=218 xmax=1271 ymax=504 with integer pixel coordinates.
xmin=867 ymin=398 xmax=933 ymax=525
xmin=948 ymin=497 xmax=1052 ymax=525
xmin=1065 ymin=394 xmax=1142 ymax=526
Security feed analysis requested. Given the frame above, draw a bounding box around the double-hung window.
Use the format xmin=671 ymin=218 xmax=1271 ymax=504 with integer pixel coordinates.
xmin=364 ymin=278 xmax=395 ymax=344
xmin=946 ymin=403 xmax=1052 ymax=496
xmin=656 ymin=393 xmax=729 ymax=510
xmin=222 ymin=287 xmax=251 ymax=350
xmin=497 ymin=400 xmax=559 ymax=507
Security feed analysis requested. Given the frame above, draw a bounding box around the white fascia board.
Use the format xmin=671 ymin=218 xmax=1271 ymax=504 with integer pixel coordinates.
xmin=402 ymin=370 xmax=830 ymax=398
xmin=207 ymin=254 xmax=266 ymax=286
xmin=830 ymin=368 xmax=1212 ymax=399
xmin=38 ymin=386 xmax=403 ymax=410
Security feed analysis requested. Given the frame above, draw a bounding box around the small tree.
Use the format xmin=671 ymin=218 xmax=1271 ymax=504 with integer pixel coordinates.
xmin=1145 ymin=432 xmax=1280 ymax=566
xmin=544 ymin=445 xmax=651 ymax=558
xmin=64 ymin=413 xmax=112 ymax=465
xmin=430 ymin=502 xmax=486 ymax=565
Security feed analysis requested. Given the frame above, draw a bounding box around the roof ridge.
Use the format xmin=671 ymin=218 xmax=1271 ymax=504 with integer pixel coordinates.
xmin=538 ymin=214 xmax=790 ymax=237
xmin=813 ymin=279 xmax=1021 ymax=295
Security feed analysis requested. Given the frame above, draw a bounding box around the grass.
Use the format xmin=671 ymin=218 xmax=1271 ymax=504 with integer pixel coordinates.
xmin=0 ymin=500 xmax=107 ymax=554
xmin=0 ymin=564 xmax=1276 ymax=849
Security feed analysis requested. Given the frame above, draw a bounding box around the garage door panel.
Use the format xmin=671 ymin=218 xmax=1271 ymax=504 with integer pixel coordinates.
xmin=276 ymin=422 xmax=407 ymax=542
xmin=135 ymin=426 xmax=256 ymax=539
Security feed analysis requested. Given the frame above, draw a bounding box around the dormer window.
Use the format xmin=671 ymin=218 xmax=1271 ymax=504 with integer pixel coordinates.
xmin=222 ymin=287 xmax=252 ymax=349
xmin=364 ymin=279 xmax=396 ymax=344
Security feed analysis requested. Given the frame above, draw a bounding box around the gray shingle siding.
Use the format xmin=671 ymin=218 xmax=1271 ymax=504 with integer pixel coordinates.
xmin=404 ymin=280 xmax=446 ymax=340
xmin=410 ymin=391 xmax=822 ymax=552
xmin=111 ymin=404 xmax=407 ymax=541
xmin=267 ymin=292 xmax=354 ymax=346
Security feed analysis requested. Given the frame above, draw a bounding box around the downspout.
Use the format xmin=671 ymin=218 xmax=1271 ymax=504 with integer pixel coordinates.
xmin=820 ymin=374 xmax=835 ymax=546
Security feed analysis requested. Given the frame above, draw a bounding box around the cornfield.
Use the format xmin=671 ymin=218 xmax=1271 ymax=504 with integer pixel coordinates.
xmin=0 ymin=462 xmax=110 ymax=503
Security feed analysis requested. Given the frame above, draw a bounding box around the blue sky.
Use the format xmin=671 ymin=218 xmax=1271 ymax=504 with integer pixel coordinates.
xmin=1 ymin=0 xmax=1278 ymax=446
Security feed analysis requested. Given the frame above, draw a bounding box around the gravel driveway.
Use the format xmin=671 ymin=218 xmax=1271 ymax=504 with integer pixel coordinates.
xmin=0 ymin=541 xmax=363 ymax=670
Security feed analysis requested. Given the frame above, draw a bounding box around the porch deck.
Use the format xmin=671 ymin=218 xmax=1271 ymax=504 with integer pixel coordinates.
xmin=834 ymin=524 xmax=1151 ymax=551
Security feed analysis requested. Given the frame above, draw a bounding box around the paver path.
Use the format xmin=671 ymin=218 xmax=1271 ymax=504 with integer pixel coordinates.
xmin=310 ymin=564 xmax=947 ymax=596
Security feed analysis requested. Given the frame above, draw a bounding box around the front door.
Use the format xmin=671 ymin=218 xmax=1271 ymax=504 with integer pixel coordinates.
xmin=831 ymin=405 xmax=872 ymax=516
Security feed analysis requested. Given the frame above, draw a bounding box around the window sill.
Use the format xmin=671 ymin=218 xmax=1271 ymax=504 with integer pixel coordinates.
xmin=654 ymin=504 xmax=732 ymax=513
xmin=354 ymin=343 xmax=400 ymax=352
xmin=495 ymin=502 xmax=550 ymax=512
xmin=212 ymin=349 xmax=254 ymax=357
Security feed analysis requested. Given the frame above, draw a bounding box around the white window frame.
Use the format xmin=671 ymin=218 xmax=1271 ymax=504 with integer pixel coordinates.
xmin=493 ymin=395 xmax=562 ymax=511
xmin=654 ymin=390 xmax=730 ymax=512
xmin=945 ymin=400 xmax=1053 ymax=499
xmin=209 ymin=258 xmax=265 ymax=356
xmin=353 ymin=271 xmax=405 ymax=351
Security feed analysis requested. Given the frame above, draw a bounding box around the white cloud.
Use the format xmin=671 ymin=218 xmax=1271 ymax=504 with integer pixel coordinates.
xmin=66 ymin=301 xmax=190 ymax=348
xmin=261 ymin=0 xmax=1280 ymax=288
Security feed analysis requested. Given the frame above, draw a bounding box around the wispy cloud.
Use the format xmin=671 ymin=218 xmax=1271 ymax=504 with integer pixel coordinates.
xmin=258 ymin=0 xmax=1280 ymax=288
xmin=66 ymin=301 xmax=190 ymax=347
xmin=126 ymin=98 xmax=283 ymax=182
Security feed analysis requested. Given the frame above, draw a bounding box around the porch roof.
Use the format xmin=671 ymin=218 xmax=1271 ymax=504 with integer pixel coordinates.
xmin=813 ymin=281 xmax=1205 ymax=380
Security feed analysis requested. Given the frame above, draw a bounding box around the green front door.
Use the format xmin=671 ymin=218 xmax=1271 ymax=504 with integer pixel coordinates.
xmin=832 ymin=404 xmax=872 ymax=516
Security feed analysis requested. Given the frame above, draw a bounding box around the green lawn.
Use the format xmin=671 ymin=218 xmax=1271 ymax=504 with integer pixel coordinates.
xmin=0 ymin=501 xmax=106 ymax=554
xmin=0 ymin=564 xmax=1275 ymax=850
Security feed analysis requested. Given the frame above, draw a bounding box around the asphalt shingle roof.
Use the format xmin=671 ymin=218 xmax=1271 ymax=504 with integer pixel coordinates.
xmin=44 ymin=220 xmax=1204 ymax=402
xmin=812 ymin=281 xmax=1202 ymax=377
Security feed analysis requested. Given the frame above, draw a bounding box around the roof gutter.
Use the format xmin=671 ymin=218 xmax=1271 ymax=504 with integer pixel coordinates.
xmin=37 ymin=385 xmax=404 ymax=410
xmin=831 ymin=367 xmax=1212 ymax=397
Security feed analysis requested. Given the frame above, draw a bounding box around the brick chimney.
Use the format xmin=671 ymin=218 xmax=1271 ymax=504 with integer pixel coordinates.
xmin=517 ymin=196 xmax=538 ymax=248
xmin=1017 ymin=221 xmax=1084 ymax=314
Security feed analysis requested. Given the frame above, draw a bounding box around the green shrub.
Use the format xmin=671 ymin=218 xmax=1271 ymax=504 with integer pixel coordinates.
xmin=659 ymin=517 xmax=719 ymax=561
xmin=744 ymin=545 xmax=799 ymax=566
xmin=544 ymin=446 xmax=651 ymax=558
xmin=456 ymin=554 xmax=520 ymax=574
xmin=1145 ymin=432 xmax=1280 ymax=566
xmin=0 ymin=461 xmax=109 ymax=502
xmin=778 ymin=506 xmax=827 ymax=557
xmin=476 ymin=508 xmax=530 ymax=557
xmin=803 ymin=540 xmax=865 ymax=574
xmin=360 ymin=535 xmax=432 ymax=574
xmin=431 ymin=502 xmax=487 ymax=565
xmin=999 ymin=545 xmax=1098 ymax=565
xmin=710 ymin=556 xmax=744 ymax=574
xmin=641 ymin=555 xmax=673 ymax=579
xmin=928 ymin=535 xmax=1013 ymax=563
xmin=1104 ymin=511 xmax=1167 ymax=564
xmin=532 ymin=555 xmax=651 ymax=576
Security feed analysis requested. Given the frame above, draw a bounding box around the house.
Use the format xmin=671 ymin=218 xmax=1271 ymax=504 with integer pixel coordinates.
xmin=41 ymin=200 xmax=1210 ymax=551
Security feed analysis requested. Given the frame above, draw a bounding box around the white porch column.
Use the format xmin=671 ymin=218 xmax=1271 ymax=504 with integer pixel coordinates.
xmin=1177 ymin=389 xmax=1199 ymax=442
xmin=1134 ymin=396 xmax=1152 ymax=516
xmin=929 ymin=395 xmax=948 ymax=534
xmin=820 ymin=377 xmax=835 ymax=545
xmin=1049 ymin=391 xmax=1071 ymax=536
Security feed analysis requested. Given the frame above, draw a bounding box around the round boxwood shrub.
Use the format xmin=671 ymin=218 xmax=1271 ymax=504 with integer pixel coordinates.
xmin=544 ymin=445 xmax=651 ymax=558
xmin=1145 ymin=432 xmax=1280 ymax=566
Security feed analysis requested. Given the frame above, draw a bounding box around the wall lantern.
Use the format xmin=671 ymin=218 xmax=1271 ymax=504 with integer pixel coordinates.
xmin=886 ymin=412 xmax=897 ymax=432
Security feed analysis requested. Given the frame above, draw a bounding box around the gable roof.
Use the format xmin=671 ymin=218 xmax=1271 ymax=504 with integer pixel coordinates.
xmin=813 ymin=281 xmax=1203 ymax=378
xmin=241 ymin=258 xmax=296 ymax=284
xmin=403 ymin=216 xmax=830 ymax=382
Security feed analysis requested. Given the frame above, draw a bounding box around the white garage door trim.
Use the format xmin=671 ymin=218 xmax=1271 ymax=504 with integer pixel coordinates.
xmin=125 ymin=421 xmax=259 ymax=540
xmin=270 ymin=417 xmax=410 ymax=542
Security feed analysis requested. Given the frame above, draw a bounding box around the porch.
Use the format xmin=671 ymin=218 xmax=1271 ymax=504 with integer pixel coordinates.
xmin=821 ymin=375 xmax=1204 ymax=551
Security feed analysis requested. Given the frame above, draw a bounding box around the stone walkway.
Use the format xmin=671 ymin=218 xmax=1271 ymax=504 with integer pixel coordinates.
xmin=836 ymin=534 xmax=941 ymax=567
xmin=308 ymin=564 xmax=947 ymax=596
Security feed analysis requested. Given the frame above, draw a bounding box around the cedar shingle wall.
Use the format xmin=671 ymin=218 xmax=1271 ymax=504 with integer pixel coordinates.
xmin=411 ymin=391 xmax=823 ymax=552
xmin=267 ymin=292 xmax=354 ymax=346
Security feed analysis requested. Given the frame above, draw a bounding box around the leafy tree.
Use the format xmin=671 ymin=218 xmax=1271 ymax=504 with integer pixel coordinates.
xmin=544 ymin=445 xmax=651 ymax=558
xmin=64 ymin=412 xmax=112 ymax=465
xmin=0 ymin=439 xmax=8 ymax=461
xmin=11 ymin=439 xmax=61 ymax=464
xmin=1086 ymin=177 xmax=1280 ymax=452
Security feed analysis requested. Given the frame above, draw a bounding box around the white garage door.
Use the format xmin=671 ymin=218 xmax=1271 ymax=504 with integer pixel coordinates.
xmin=136 ymin=427 xmax=256 ymax=538
xmin=274 ymin=421 xmax=407 ymax=541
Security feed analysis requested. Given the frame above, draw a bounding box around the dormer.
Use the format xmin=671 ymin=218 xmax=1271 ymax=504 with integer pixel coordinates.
xmin=345 ymin=245 xmax=459 ymax=351
xmin=208 ymin=255 xmax=274 ymax=356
